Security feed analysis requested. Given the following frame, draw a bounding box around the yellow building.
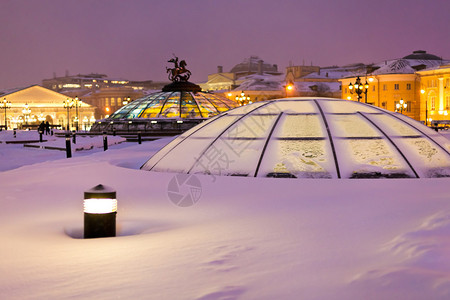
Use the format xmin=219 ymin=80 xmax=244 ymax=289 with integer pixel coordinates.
xmin=340 ymin=51 xmax=449 ymax=124
xmin=341 ymin=74 xmax=420 ymax=119
xmin=0 ymin=85 xmax=95 ymax=130
xmin=416 ymin=65 xmax=450 ymax=125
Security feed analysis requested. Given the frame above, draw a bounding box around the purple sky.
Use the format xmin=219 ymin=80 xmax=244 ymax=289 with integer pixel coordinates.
xmin=0 ymin=0 xmax=449 ymax=90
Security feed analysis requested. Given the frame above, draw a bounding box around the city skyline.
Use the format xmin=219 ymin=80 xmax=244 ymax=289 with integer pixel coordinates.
xmin=1 ymin=0 xmax=449 ymax=90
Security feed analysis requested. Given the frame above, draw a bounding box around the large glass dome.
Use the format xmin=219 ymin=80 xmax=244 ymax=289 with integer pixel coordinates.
xmin=141 ymin=98 xmax=450 ymax=179
xmin=110 ymin=91 xmax=236 ymax=119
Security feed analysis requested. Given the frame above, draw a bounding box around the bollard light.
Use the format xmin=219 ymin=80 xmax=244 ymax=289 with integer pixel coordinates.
xmin=84 ymin=184 xmax=117 ymax=239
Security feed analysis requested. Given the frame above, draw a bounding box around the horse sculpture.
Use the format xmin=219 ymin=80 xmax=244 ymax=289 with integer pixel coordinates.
xmin=166 ymin=56 xmax=191 ymax=82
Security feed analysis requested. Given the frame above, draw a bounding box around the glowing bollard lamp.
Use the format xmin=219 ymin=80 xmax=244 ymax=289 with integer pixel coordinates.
xmin=84 ymin=184 xmax=117 ymax=239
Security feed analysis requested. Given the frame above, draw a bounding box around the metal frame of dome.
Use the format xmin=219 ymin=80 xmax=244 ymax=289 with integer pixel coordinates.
xmin=141 ymin=97 xmax=450 ymax=179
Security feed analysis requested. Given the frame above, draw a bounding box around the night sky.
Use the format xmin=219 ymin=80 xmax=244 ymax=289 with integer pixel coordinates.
xmin=1 ymin=0 xmax=449 ymax=90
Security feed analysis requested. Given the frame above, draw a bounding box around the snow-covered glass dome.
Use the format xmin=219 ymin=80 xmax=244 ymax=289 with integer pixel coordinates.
xmin=109 ymin=91 xmax=237 ymax=120
xmin=141 ymin=98 xmax=450 ymax=179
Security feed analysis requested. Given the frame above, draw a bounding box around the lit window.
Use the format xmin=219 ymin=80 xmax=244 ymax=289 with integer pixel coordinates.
xmin=446 ymin=95 xmax=450 ymax=110
xmin=431 ymin=96 xmax=436 ymax=110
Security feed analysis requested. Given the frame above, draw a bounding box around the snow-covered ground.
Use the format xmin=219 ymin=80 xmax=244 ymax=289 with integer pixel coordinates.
xmin=1 ymin=130 xmax=450 ymax=299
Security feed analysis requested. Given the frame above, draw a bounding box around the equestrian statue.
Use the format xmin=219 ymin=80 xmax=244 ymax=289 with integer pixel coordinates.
xmin=166 ymin=55 xmax=191 ymax=82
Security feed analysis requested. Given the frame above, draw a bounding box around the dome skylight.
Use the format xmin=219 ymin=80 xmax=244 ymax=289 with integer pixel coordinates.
xmin=141 ymin=98 xmax=450 ymax=179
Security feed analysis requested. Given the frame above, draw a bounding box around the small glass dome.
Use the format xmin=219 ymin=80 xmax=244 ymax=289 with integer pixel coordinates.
xmin=110 ymin=91 xmax=237 ymax=120
xmin=141 ymin=98 xmax=450 ymax=179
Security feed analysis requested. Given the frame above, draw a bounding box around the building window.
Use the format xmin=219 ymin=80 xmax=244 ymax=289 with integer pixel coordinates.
xmin=446 ymin=78 xmax=450 ymax=87
xmin=446 ymin=95 xmax=450 ymax=110
xmin=383 ymin=84 xmax=387 ymax=91
xmin=382 ymin=101 xmax=387 ymax=108
xmin=431 ymin=96 xmax=436 ymax=110
xmin=394 ymin=84 xmax=399 ymax=90
xmin=407 ymin=101 xmax=411 ymax=112
xmin=372 ymin=86 xmax=375 ymax=92
xmin=111 ymin=98 xmax=116 ymax=106
xmin=406 ymin=83 xmax=411 ymax=90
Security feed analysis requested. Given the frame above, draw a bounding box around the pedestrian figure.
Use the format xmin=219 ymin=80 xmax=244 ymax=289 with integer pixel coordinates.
xmin=45 ymin=121 xmax=50 ymax=135
xmin=38 ymin=121 xmax=45 ymax=134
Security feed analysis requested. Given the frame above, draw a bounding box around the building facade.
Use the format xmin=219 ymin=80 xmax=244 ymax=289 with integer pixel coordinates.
xmin=0 ymin=85 xmax=95 ymax=130
xmin=340 ymin=51 xmax=449 ymax=124
xmin=417 ymin=65 xmax=450 ymax=125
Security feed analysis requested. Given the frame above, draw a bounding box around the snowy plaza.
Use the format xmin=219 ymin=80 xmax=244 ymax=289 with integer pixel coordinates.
xmin=1 ymin=100 xmax=450 ymax=299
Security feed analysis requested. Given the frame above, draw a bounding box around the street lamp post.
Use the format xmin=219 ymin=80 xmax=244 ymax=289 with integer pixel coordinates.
xmin=348 ymin=76 xmax=369 ymax=103
xmin=63 ymin=98 xmax=74 ymax=131
xmin=396 ymin=98 xmax=407 ymax=114
xmin=74 ymin=96 xmax=82 ymax=132
xmin=22 ymin=103 xmax=31 ymax=127
xmin=0 ymin=98 xmax=11 ymax=130
xmin=235 ymin=91 xmax=251 ymax=106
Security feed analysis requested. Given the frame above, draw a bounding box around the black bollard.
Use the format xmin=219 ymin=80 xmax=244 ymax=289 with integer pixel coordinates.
xmin=138 ymin=131 xmax=142 ymax=144
xmin=65 ymin=134 xmax=72 ymax=158
xmin=51 ymin=129 xmax=53 ymax=136
xmin=113 ymin=129 xmax=116 ymax=136
xmin=13 ymin=128 xmax=16 ymax=138
xmin=103 ymin=132 xmax=108 ymax=151
xmin=72 ymin=132 xmax=76 ymax=144
xmin=83 ymin=184 xmax=117 ymax=239
xmin=39 ymin=131 xmax=43 ymax=143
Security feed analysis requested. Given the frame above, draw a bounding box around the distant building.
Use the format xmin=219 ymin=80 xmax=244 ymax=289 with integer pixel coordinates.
xmin=340 ymin=50 xmax=450 ymax=123
xmin=0 ymin=85 xmax=95 ymax=130
xmin=42 ymin=73 xmax=166 ymax=92
xmin=200 ymin=56 xmax=282 ymax=92
xmin=285 ymin=63 xmax=366 ymax=98
xmin=42 ymin=73 xmax=169 ymax=118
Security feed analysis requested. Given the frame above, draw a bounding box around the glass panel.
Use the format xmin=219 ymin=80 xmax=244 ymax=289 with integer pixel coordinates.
xmin=334 ymin=138 xmax=415 ymax=178
xmin=226 ymin=102 xmax=267 ymax=115
xmin=320 ymin=99 xmax=380 ymax=114
xmin=327 ymin=114 xmax=381 ymax=138
xmin=203 ymin=94 xmax=232 ymax=110
xmin=159 ymin=92 xmax=180 ymax=118
xmin=369 ymin=114 xmax=420 ymax=136
xmin=151 ymin=138 xmax=215 ymax=173
xmin=221 ymin=114 xmax=278 ymax=139
xmin=268 ymin=100 xmax=317 ymax=114
xmin=193 ymin=94 xmax=219 ymax=117
xmin=257 ymin=140 xmax=334 ymax=178
xmin=392 ymin=137 xmax=450 ymax=177
xmin=189 ymin=116 xmax=240 ymax=138
xmin=273 ymin=114 xmax=324 ymax=138
xmin=180 ymin=92 xmax=201 ymax=118
xmin=190 ymin=138 xmax=265 ymax=177
xmin=127 ymin=100 xmax=153 ymax=119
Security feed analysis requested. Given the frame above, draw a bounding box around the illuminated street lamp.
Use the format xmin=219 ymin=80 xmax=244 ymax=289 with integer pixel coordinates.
xmin=0 ymin=98 xmax=11 ymax=130
xmin=73 ymin=96 xmax=82 ymax=131
xmin=63 ymin=98 xmax=74 ymax=131
xmin=22 ymin=103 xmax=31 ymax=126
xmin=235 ymin=91 xmax=251 ymax=106
xmin=285 ymin=82 xmax=294 ymax=97
xmin=348 ymin=76 xmax=369 ymax=103
xmin=396 ymin=98 xmax=407 ymax=114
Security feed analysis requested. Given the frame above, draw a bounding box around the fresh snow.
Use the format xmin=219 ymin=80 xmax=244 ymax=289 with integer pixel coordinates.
xmin=0 ymin=130 xmax=450 ymax=299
